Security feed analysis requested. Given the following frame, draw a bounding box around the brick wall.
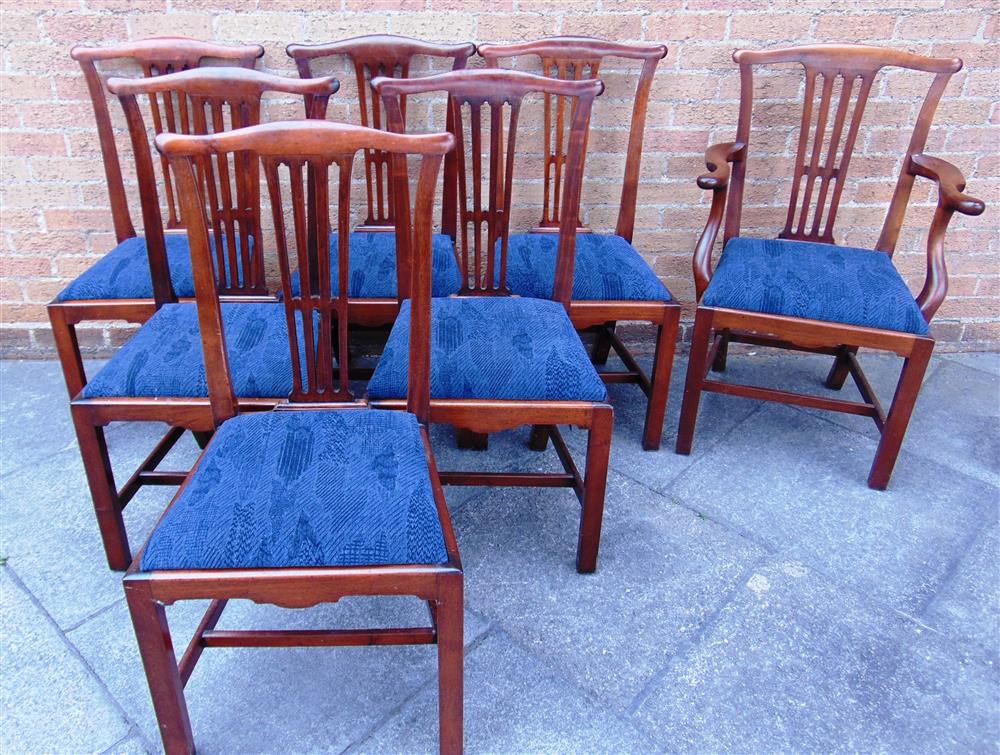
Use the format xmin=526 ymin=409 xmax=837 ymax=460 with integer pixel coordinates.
xmin=2 ymin=0 xmax=997 ymax=357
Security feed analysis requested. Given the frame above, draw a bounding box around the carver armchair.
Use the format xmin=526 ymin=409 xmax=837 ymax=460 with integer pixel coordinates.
xmin=675 ymin=44 xmax=985 ymax=489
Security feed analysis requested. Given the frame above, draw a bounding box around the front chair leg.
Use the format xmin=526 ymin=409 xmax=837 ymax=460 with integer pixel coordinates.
xmin=71 ymin=410 xmax=131 ymax=570
xmin=124 ymin=582 xmax=195 ymax=755
xmin=577 ymin=404 xmax=613 ymax=573
xmin=590 ymin=321 xmax=616 ymax=366
xmin=825 ymin=346 xmax=858 ymax=390
xmin=642 ymin=307 xmax=680 ymax=451
xmin=675 ymin=308 xmax=714 ymax=455
xmin=867 ymin=339 xmax=934 ymax=490
xmin=435 ymin=575 xmax=464 ymax=755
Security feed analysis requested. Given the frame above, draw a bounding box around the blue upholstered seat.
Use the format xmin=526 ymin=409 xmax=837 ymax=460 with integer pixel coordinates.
xmin=55 ymin=233 xmax=252 ymax=302
xmin=81 ymin=302 xmax=315 ymax=399
xmin=499 ymin=233 xmax=672 ymax=302
xmin=701 ymin=237 xmax=929 ymax=335
xmin=368 ymin=297 xmax=608 ymax=402
xmin=286 ymin=232 xmax=462 ymax=299
xmin=139 ymin=409 xmax=448 ymax=570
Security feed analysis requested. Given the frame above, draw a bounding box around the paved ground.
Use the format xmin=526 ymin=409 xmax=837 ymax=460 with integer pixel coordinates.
xmin=1 ymin=350 xmax=998 ymax=754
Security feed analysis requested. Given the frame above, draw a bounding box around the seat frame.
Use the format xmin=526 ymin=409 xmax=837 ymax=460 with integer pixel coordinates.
xmin=478 ymin=37 xmax=682 ymax=451
xmin=373 ymin=69 xmax=614 ymax=573
xmin=286 ymin=35 xmax=476 ymax=335
xmin=68 ymin=68 xmax=339 ymax=570
xmin=675 ymin=44 xmax=986 ymax=489
xmin=124 ymin=121 xmax=462 ymax=754
xmin=50 ymin=38 xmax=267 ymax=400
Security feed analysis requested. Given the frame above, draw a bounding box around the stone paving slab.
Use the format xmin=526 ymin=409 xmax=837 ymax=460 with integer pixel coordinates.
xmin=0 ymin=570 xmax=131 ymax=753
xmin=354 ymin=630 xmax=660 ymax=755
xmin=669 ymin=401 xmax=998 ymax=614
xmin=632 ymin=559 xmax=1000 ymax=754
xmin=1 ymin=355 xmax=997 ymax=753
xmin=454 ymin=470 xmax=767 ymax=709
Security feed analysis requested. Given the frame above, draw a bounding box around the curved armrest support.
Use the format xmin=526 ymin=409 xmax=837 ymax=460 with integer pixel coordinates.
xmin=693 ymin=142 xmax=745 ymax=296
xmin=910 ymin=154 xmax=986 ymax=216
xmin=697 ymin=141 xmax=745 ymax=191
xmin=909 ymin=155 xmax=986 ymax=322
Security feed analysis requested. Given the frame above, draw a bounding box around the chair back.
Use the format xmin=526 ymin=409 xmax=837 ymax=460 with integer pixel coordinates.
xmin=478 ymin=36 xmax=667 ymax=243
xmin=157 ymin=121 xmax=452 ymax=426
xmin=71 ymin=38 xmax=264 ymax=247
xmin=724 ymin=44 xmax=962 ymax=252
xmin=287 ymin=35 xmax=475 ymax=230
xmin=375 ymin=69 xmax=602 ymax=303
xmin=106 ymin=68 xmax=339 ymax=301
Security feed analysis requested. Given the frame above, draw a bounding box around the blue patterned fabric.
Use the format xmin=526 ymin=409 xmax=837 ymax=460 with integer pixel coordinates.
xmin=499 ymin=233 xmax=672 ymax=302
xmin=80 ymin=302 xmax=315 ymax=399
xmin=368 ymin=297 xmax=607 ymax=401
xmin=139 ymin=409 xmax=448 ymax=570
xmin=702 ymin=237 xmax=929 ymax=335
xmin=285 ymin=232 xmax=462 ymax=299
xmin=55 ymin=234 xmax=252 ymax=302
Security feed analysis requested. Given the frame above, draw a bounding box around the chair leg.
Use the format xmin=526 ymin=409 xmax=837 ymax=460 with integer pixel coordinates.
xmin=675 ymin=308 xmax=714 ymax=456
xmin=867 ymin=339 xmax=934 ymax=490
xmin=124 ymin=582 xmax=195 ymax=755
xmin=528 ymin=424 xmax=550 ymax=451
xmin=71 ymin=409 xmax=131 ymax=570
xmin=436 ymin=575 xmax=464 ymax=755
xmin=710 ymin=328 xmax=730 ymax=373
xmin=49 ymin=306 xmax=88 ymax=399
xmin=642 ymin=308 xmax=680 ymax=451
xmin=455 ymin=428 xmax=488 ymax=450
xmin=577 ymin=404 xmax=613 ymax=574
xmin=590 ymin=321 xmax=615 ymax=366
xmin=191 ymin=430 xmax=213 ymax=450
xmin=825 ymin=346 xmax=858 ymax=390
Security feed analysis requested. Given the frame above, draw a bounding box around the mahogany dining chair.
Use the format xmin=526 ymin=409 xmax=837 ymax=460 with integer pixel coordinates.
xmin=478 ymin=37 xmax=681 ymax=451
xmin=124 ymin=120 xmax=462 ymax=755
xmin=69 ymin=68 xmax=339 ymax=570
xmin=285 ymin=35 xmax=475 ymax=337
xmin=369 ymin=69 xmax=615 ymax=573
xmin=675 ymin=44 xmax=986 ymax=489
xmin=51 ymin=38 xmax=265 ymax=400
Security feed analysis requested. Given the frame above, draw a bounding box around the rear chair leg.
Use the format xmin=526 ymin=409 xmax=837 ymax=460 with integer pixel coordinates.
xmin=867 ymin=339 xmax=933 ymax=490
xmin=642 ymin=307 xmax=679 ymax=451
xmin=577 ymin=404 xmax=613 ymax=573
xmin=591 ymin=321 xmax=615 ymax=366
xmin=825 ymin=346 xmax=858 ymax=390
xmin=711 ymin=328 xmax=730 ymax=373
xmin=124 ymin=582 xmax=195 ymax=755
xmin=528 ymin=424 xmax=550 ymax=451
xmin=455 ymin=428 xmax=488 ymax=451
xmin=675 ymin=308 xmax=714 ymax=455
xmin=49 ymin=306 xmax=88 ymax=399
xmin=436 ymin=575 xmax=464 ymax=755
xmin=71 ymin=409 xmax=131 ymax=570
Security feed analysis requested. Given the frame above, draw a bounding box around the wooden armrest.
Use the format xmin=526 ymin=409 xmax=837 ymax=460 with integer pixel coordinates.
xmin=909 ymin=154 xmax=986 ymax=216
xmin=697 ymin=142 xmax=746 ymax=191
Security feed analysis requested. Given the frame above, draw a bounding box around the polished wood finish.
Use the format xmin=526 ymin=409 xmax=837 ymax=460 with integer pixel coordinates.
xmin=374 ymin=69 xmax=615 ymax=572
xmin=50 ymin=38 xmax=265 ymax=399
xmin=678 ymin=44 xmax=985 ymax=489
xmin=478 ymin=37 xmax=681 ymax=450
xmin=68 ymin=70 xmax=338 ymax=571
xmin=124 ymin=121 xmax=461 ymax=755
